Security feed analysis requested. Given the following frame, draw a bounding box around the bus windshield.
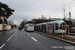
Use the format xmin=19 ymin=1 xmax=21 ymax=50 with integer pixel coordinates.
xmin=60 ymin=23 xmax=65 ymax=30
xmin=28 ymin=24 xmax=33 ymax=26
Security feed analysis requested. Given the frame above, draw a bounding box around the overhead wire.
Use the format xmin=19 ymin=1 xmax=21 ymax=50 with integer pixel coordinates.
xmin=49 ymin=0 xmax=75 ymax=18
xmin=50 ymin=0 xmax=75 ymax=14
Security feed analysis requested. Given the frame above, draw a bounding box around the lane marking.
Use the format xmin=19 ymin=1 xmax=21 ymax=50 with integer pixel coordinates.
xmin=12 ymin=30 xmax=18 ymax=37
xmin=12 ymin=34 xmax=14 ymax=36
xmin=24 ymin=31 xmax=37 ymax=41
xmin=0 ymin=29 xmax=18 ymax=49
xmin=27 ymin=33 xmax=30 ymax=35
xmin=24 ymin=31 xmax=30 ymax=35
xmin=8 ymin=30 xmax=18 ymax=41
xmin=7 ymin=37 xmax=11 ymax=42
xmin=0 ymin=43 xmax=5 ymax=49
xmin=31 ymin=37 xmax=37 ymax=41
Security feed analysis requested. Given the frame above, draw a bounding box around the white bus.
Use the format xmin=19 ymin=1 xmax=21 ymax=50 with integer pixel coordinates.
xmin=24 ymin=24 xmax=34 ymax=31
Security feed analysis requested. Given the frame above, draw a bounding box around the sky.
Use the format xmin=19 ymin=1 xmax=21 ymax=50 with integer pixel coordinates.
xmin=0 ymin=0 xmax=75 ymax=25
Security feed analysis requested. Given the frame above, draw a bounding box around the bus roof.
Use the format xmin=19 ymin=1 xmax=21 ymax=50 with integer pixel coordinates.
xmin=48 ymin=20 xmax=65 ymax=24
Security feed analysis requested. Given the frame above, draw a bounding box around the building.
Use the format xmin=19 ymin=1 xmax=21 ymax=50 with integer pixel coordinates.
xmin=0 ymin=16 xmax=15 ymax=30
xmin=0 ymin=16 xmax=3 ymax=30
xmin=32 ymin=19 xmax=54 ymax=25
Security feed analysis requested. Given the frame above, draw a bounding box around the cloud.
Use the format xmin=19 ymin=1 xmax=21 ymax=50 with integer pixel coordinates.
xmin=0 ymin=0 xmax=75 ymax=25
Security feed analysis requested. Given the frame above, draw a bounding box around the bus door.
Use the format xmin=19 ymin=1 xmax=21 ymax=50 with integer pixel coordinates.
xmin=55 ymin=23 xmax=59 ymax=33
xmin=47 ymin=24 xmax=53 ymax=33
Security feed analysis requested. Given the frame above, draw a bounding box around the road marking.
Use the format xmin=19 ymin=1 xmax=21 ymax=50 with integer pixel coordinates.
xmin=12 ymin=34 xmax=14 ymax=36
xmin=12 ymin=30 xmax=18 ymax=37
xmin=0 ymin=30 xmax=18 ymax=49
xmin=27 ymin=33 xmax=30 ymax=35
xmin=7 ymin=30 xmax=18 ymax=42
xmin=31 ymin=37 xmax=37 ymax=41
xmin=0 ymin=43 xmax=5 ymax=49
xmin=7 ymin=37 xmax=12 ymax=42
xmin=14 ymin=30 xmax=18 ymax=34
xmin=8 ymin=30 xmax=18 ymax=41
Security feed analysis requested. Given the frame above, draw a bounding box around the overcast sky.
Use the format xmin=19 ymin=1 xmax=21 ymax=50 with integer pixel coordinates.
xmin=0 ymin=0 xmax=75 ymax=25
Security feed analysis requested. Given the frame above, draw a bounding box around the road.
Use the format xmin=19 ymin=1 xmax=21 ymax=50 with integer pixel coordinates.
xmin=0 ymin=28 xmax=75 ymax=50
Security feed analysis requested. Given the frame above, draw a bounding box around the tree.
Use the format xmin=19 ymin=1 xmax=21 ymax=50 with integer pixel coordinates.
xmin=20 ymin=21 xmax=25 ymax=27
xmin=14 ymin=24 xmax=17 ymax=28
xmin=23 ymin=19 xmax=28 ymax=23
xmin=0 ymin=2 xmax=14 ymax=18
xmin=26 ymin=21 xmax=32 ymax=24
xmin=20 ymin=19 xmax=28 ymax=27
xmin=4 ymin=18 xmax=7 ymax=24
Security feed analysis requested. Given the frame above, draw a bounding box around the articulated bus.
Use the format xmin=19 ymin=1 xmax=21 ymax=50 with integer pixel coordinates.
xmin=35 ymin=20 xmax=66 ymax=34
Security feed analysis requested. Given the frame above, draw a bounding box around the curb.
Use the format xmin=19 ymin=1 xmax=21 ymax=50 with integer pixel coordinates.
xmin=35 ymin=31 xmax=75 ymax=46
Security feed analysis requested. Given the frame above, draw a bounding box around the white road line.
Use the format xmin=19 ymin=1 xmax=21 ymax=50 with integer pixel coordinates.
xmin=12 ymin=34 xmax=14 ymax=36
xmin=12 ymin=30 xmax=18 ymax=37
xmin=0 ymin=43 xmax=5 ymax=49
xmin=14 ymin=30 xmax=18 ymax=34
xmin=31 ymin=37 xmax=37 ymax=41
xmin=0 ymin=30 xmax=18 ymax=49
xmin=12 ymin=34 xmax=15 ymax=36
xmin=7 ymin=37 xmax=12 ymax=42
xmin=7 ymin=30 xmax=18 ymax=41
xmin=27 ymin=33 xmax=30 ymax=35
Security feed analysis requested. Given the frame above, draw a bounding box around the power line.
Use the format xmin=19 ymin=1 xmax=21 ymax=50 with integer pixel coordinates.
xmin=50 ymin=0 xmax=75 ymax=14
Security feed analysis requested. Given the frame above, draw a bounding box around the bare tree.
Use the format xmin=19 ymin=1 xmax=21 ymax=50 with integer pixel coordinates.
xmin=23 ymin=19 xmax=28 ymax=23
xmin=20 ymin=19 xmax=28 ymax=27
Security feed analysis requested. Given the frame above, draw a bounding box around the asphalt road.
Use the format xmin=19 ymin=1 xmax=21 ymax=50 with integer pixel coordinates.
xmin=0 ymin=29 xmax=75 ymax=50
xmin=0 ymin=29 xmax=17 ymax=46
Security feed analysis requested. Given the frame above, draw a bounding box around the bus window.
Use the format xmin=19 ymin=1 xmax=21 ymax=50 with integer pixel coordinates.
xmin=60 ymin=23 xmax=65 ymax=30
xmin=48 ymin=24 xmax=53 ymax=30
xmin=55 ymin=23 xmax=59 ymax=30
xmin=29 ymin=24 xmax=33 ymax=26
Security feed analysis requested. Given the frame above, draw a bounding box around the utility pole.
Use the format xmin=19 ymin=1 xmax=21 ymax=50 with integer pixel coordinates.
xmin=63 ymin=5 xmax=65 ymax=21
xmin=49 ymin=14 xmax=50 ymax=19
xmin=69 ymin=7 xmax=71 ymax=21
xmin=69 ymin=6 xmax=71 ymax=31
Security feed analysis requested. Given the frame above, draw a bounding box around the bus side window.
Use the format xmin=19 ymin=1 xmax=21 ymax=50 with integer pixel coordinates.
xmin=55 ymin=23 xmax=58 ymax=30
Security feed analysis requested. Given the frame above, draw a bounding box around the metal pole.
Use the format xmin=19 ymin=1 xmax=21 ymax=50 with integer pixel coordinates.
xmin=68 ymin=26 xmax=69 ymax=39
xmin=62 ymin=25 xmax=63 ymax=38
xmin=47 ymin=26 xmax=48 ymax=34
xmin=65 ymin=26 xmax=66 ymax=38
xmin=69 ymin=7 xmax=71 ymax=32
